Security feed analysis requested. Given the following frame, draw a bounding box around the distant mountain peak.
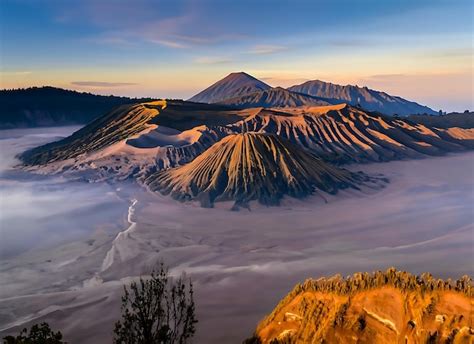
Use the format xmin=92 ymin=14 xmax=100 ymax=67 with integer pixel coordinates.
xmin=188 ymin=72 xmax=271 ymax=104
xmin=288 ymin=79 xmax=436 ymax=116
xmin=228 ymin=71 xmax=254 ymax=77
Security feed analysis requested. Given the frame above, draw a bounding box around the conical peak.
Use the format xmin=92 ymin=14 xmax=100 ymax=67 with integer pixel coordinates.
xmin=146 ymin=131 xmax=378 ymax=208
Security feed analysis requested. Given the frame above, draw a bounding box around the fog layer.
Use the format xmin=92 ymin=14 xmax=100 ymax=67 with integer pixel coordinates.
xmin=0 ymin=128 xmax=472 ymax=343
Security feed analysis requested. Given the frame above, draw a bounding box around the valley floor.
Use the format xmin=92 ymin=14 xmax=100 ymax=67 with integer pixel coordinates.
xmin=0 ymin=148 xmax=473 ymax=343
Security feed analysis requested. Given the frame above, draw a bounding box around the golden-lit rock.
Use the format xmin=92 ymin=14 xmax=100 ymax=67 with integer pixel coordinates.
xmin=247 ymin=268 xmax=473 ymax=344
xmin=146 ymin=132 xmax=384 ymax=207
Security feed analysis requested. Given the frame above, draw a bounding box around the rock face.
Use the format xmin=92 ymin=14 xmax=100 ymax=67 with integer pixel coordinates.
xmin=188 ymin=72 xmax=271 ymax=103
xmin=231 ymin=104 xmax=474 ymax=164
xmin=288 ymin=80 xmax=437 ymax=116
xmin=219 ymin=87 xmax=333 ymax=109
xmin=247 ymin=268 xmax=473 ymax=344
xmin=145 ymin=132 xmax=381 ymax=207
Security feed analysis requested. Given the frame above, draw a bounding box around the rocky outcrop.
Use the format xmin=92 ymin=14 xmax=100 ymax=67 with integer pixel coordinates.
xmin=247 ymin=268 xmax=473 ymax=344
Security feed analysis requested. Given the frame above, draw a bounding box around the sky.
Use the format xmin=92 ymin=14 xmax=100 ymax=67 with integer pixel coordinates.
xmin=0 ymin=0 xmax=472 ymax=111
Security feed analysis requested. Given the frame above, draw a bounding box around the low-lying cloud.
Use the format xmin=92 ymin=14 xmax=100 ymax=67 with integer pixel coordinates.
xmin=71 ymin=81 xmax=138 ymax=87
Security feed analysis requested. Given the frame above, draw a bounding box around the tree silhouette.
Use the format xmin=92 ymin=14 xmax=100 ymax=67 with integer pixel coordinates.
xmin=113 ymin=263 xmax=197 ymax=344
xmin=3 ymin=322 xmax=65 ymax=344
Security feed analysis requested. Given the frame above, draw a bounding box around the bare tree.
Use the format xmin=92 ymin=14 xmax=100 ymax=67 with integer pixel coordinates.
xmin=113 ymin=264 xmax=197 ymax=344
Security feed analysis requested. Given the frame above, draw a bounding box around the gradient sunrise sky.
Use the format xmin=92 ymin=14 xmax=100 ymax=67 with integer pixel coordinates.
xmin=0 ymin=0 xmax=472 ymax=111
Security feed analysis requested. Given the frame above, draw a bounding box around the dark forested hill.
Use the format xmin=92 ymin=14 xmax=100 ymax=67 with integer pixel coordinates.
xmin=0 ymin=87 xmax=153 ymax=129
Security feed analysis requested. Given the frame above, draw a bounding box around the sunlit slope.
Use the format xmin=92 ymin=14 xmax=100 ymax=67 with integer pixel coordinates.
xmin=20 ymin=101 xmax=166 ymax=165
xmin=146 ymin=132 xmax=383 ymax=207
xmin=235 ymin=104 xmax=474 ymax=164
xmin=248 ymin=268 xmax=473 ymax=344
xmin=19 ymin=100 xmax=247 ymax=166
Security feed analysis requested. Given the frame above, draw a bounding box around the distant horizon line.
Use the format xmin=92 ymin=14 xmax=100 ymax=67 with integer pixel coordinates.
xmin=1 ymin=71 xmax=471 ymax=113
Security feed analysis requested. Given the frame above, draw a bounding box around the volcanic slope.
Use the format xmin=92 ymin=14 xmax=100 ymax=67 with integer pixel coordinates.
xmin=248 ymin=268 xmax=473 ymax=344
xmin=188 ymin=72 xmax=271 ymax=103
xmin=18 ymin=102 xmax=473 ymax=183
xmin=219 ymin=87 xmax=333 ymax=108
xmin=19 ymin=100 xmax=249 ymax=166
xmin=231 ymin=104 xmax=474 ymax=164
xmin=288 ymin=79 xmax=437 ymax=115
xmin=146 ymin=132 xmax=383 ymax=207
xmin=20 ymin=100 xmax=167 ymax=165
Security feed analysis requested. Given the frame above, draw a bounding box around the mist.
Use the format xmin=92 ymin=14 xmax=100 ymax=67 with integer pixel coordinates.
xmin=0 ymin=128 xmax=472 ymax=343
xmin=0 ymin=127 xmax=129 ymax=258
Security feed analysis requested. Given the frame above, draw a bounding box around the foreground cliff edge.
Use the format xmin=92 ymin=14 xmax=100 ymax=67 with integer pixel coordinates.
xmin=246 ymin=268 xmax=473 ymax=344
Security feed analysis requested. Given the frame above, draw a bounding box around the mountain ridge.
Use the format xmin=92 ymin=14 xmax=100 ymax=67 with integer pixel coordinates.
xmin=288 ymin=79 xmax=437 ymax=116
xmin=218 ymin=87 xmax=334 ymax=108
xmin=19 ymin=102 xmax=474 ymax=184
xmin=188 ymin=72 xmax=437 ymax=115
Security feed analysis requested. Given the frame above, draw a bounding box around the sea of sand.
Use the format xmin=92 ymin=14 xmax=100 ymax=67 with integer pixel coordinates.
xmin=0 ymin=128 xmax=473 ymax=343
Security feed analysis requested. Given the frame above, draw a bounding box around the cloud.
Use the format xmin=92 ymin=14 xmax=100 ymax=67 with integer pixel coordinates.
xmin=78 ymin=3 xmax=247 ymax=50
xmin=194 ymin=56 xmax=232 ymax=64
xmin=361 ymin=74 xmax=406 ymax=81
xmin=250 ymin=45 xmax=287 ymax=55
xmin=71 ymin=81 xmax=138 ymax=87
xmin=0 ymin=71 xmax=32 ymax=76
xmin=148 ymin=39 xmax=188 ymax=49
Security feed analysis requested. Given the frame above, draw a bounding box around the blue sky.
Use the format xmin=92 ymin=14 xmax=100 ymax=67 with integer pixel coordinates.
xmin=0 ymin=0 xmax=472 ymax=111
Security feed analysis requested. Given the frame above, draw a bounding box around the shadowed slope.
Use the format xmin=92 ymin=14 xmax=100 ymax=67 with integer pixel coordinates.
xmin=219 ymin=87 xmax=333 ymax=108
xmin=248 ymin=268 xmax=473 ymax=344
xmin=407 ymin=111 xmax=474 ymax=129
xmin=146 ymin=132 xmax=381 ymax=207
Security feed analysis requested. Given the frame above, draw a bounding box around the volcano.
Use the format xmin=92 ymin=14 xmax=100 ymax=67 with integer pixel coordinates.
xmin=188 ymin=72 xmax=271 ymax=103
xmin=146 ymin=132 xmax=382 ymax=207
